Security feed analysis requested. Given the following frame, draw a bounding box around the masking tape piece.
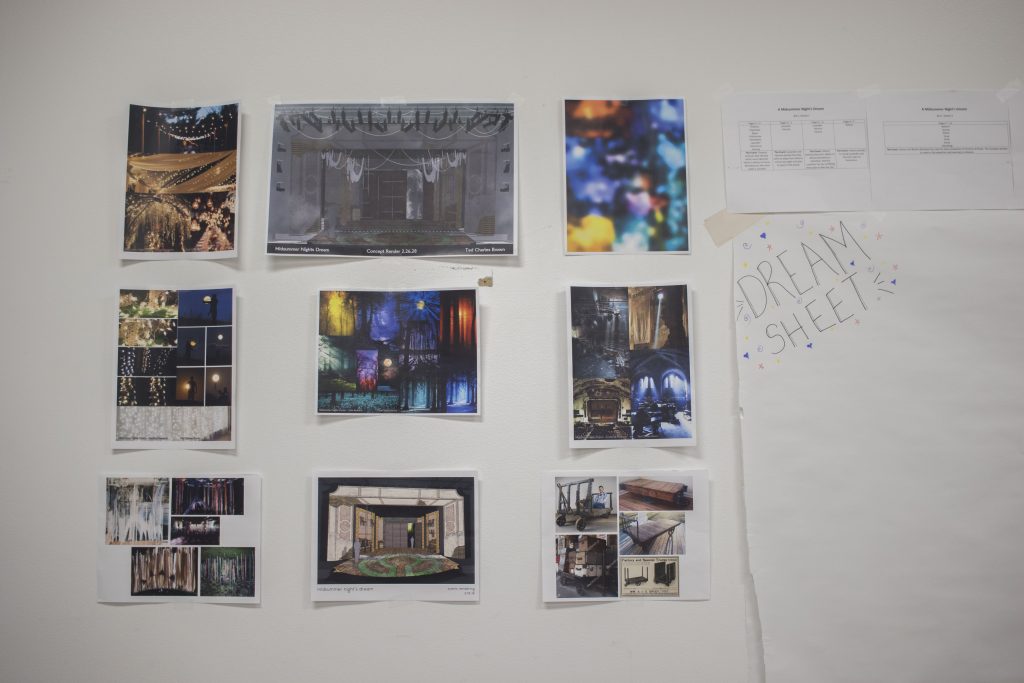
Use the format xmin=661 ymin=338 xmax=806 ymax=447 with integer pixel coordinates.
xmin=703 ymin=209 xmax=766 ymax=247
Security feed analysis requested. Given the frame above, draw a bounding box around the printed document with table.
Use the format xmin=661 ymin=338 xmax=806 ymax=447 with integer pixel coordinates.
xmin=723 ymin=90 xmax=1024 ymax=212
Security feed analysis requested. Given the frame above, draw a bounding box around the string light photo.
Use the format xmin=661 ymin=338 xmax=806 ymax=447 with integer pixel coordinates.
xmin=114 ymin=288 xmax=235 ymax=448
xmin=122 ymin=103 xmax=239 ymax=259
xmin=98 ymin=474 xmax=261 ymax=603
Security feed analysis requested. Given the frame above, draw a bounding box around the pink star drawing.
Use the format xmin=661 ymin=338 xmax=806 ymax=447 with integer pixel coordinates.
xmin=875 ymin=232 xmax=883 ymax=240
xmin=893 ymin=264 xmax=899 ymax=271
xmin=767 ymin=244 xmax=773 ymax=252
xmin=758 ymin=363 xmax=765 ymax=370
xmin=829 ymin=225 xmax=836 ymax=232
xmin=854 ymin=319 xmax=860 ymax=325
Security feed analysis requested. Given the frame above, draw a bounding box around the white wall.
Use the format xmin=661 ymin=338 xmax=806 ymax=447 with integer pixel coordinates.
xmin=0 ymin=1 xmax=1021 ymax=681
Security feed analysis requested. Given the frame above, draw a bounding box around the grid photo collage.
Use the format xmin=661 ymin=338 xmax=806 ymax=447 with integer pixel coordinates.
xmin=569 ymin=284 xmax=694 ymax=447
xmin=115 ymin=288 xmax=233 ymax=444
xmin=551 ymin=474 xmax=694 ymax=600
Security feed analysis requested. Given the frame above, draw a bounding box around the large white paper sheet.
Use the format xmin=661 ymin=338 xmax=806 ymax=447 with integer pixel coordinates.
xmin=723 ymin=91 xmax=1024 ymax=212
xmin=734 ymin=213 xmax=1024 ymax=681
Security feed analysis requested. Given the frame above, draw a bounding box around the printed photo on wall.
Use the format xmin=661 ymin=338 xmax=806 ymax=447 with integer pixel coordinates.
xmin=620 ymin=556 xmax=679 ymax=597
xmin=542 ymin=470 xmax=708 ymax=602
xmin=114 ymin=287 xmax=235 ymax=448
xmin=317 ymin=289 xmax=479 ymax=415
xmin=553 ymin=476 xmax=618 ymax=533
xmin=568 ymin=284 xmax=695 ymax=447
xmin=98 ymin=474 xmax=260 ymax=603
xmin=311 ymin=473 xmax=479 ymax=602
xmin=172 ymin=477 xmax=244 ymax=515
xmin=105 ymin=477 xmax=169 ymax=545
xmin=554 ymin=534 xmax=619 ymax=599
xmin=267 ymin=102 xmax=516 ymax=257
xmin=618 ymin=512 xmax=685 ymax=555
xmin=122 ymin=103 xmax=238 ymax=259
xmin=564 ymin=99 xmax=688 ymax=254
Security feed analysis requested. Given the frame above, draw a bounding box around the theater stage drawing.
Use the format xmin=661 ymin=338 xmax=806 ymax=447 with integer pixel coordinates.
xmin=267 ymin=102 xmax=516 ymax=257
xmin=313 ymin=475 xmax=477 ymax=601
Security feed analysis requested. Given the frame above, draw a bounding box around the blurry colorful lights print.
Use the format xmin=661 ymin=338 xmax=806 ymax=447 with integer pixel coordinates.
xmin=122 ymin=103 xmax=238 ymax=258
xmin=564 ymin=99 xmax=688 ymax=254
xmin=318 ymin=289 xmax=479 ymax=414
